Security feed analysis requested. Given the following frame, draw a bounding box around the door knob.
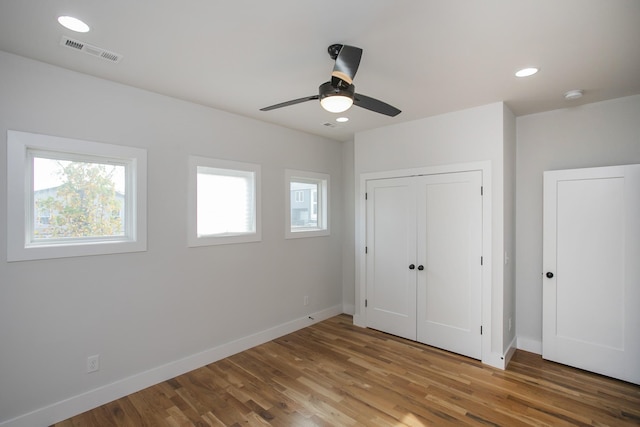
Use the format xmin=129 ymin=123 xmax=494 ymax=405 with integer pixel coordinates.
xmin=409 ymin=264 xmax=415 ymax=270
xmin=546 ymin=272 xmax=554 ymax=278
xmin=418 ymin=265 xmax=424 ymax=271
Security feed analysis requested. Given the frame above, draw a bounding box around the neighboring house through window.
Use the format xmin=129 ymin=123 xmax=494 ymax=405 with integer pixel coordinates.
xmin=285 ymin=169 xmax=329 ymax=238
xmin=32 ymin=186 xmax=126 ymax=238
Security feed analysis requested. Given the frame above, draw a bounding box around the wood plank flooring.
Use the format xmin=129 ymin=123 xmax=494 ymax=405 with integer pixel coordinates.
xmin=53 ymin=314 xmax=640 ymax=426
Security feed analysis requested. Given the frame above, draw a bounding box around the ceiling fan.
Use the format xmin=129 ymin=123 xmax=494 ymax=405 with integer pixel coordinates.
xmin=260 ymin=44 xmax=401 ymax=117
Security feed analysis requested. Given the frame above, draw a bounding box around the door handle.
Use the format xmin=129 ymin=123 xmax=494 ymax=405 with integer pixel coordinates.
xmin=409 ymin=264 xmax=415 ymax=270
xmin=546 ymin=272 xmax=554 ymax=278
xmin=418 ymin=265 xmax=424 ymax=271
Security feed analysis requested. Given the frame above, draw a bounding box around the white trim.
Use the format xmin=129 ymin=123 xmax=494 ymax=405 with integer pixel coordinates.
xmin=517 ymin=336 xmax=543 ymax=355
xmin=285 ymin=169 xmax=330 ymax=239
xmin=342 ymin=303 xmax=355 ymax=316
xmin=187 ymin=156 xmax=262 ymax=247
xmin=7 ymin=130 xmax=147 ymax=261
xmin=503 ymin=335 xmax=518 ymax=368
xmin=480 ymin=164 xmax=493 ymax=368
xmin=483 ymin=352 xmax=506 ymax=370
xmin=0 ymin=305 xmax=343 ymax=427
xmin=356 ymin=161 xmax=494 ymax=367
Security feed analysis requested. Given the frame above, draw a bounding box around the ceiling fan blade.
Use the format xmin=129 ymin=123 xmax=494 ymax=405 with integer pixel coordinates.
xmin=260 ymin=95 xmax=319 ymax=111
xmin=331 ymin=45 xmax=362 ymax=85
xmin=354 ymin=93 xmax=401 ymax=117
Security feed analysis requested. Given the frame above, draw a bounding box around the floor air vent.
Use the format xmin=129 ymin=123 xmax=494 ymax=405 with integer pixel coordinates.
xmin=60 ymin=36 xmax=123 ymax=63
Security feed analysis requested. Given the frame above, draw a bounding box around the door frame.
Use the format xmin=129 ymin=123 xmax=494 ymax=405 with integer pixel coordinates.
xmin=355 ymin=161 xmax=495 ymax=367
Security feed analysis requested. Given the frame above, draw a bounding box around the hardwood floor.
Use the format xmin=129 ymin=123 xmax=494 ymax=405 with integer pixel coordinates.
xmin=53 ymin=314 xmax=640 ymax=426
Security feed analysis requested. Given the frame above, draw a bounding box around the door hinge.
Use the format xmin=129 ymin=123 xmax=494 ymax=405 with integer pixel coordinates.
xmin=480 ymin=326 xmax=483 ymax=335
xmin=365 ymin=192 xmax=368 ymax=200
xmin=481 ymin=256 xmax=483 ymax=265
xmin=365 ymin=246 xmax=368 ymax=254
xmin=365 ymin=299 xmax=368 ymax=307
xmin=480 ymin=186 xmax=483 ymax=196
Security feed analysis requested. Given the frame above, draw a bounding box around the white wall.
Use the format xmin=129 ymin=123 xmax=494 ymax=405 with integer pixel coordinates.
xmin=0 ymin=52 xmax=344 ymax=426
xmin=353 ymin=102 xmax=515 ymax=365
xmin=515 ymin=95 xmax=640 ymax=353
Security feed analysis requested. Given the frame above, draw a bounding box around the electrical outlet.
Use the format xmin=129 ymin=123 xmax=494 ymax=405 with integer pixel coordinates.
xmin=303 ymin=295 xmax=309 ymax=306
xmin=87 ymin=354 xmax=100 ymax=373
xmin=508 ymin=318 xmax=512 ymax=332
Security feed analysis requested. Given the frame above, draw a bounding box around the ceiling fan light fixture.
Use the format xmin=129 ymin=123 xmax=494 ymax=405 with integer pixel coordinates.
xmin=321 ymin=95 xmax=353 ymax=113
xmin=319 ymin=81 xmax=355 ymax=113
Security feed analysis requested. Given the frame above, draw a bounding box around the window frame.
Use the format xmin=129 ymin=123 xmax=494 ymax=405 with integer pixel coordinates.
xmin=285 ymin=169 xmax=329 ymax=239
xmin=188 ymin=156 xmax=261 ymax=247
xmin=7 ymin=130 xmax=147 ymax=261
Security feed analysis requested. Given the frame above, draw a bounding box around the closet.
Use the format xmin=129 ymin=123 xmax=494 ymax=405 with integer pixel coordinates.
xmin=365 ymin=170 xmax=483 ymax=359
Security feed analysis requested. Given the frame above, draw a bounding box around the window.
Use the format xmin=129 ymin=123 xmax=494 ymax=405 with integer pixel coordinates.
xmin=188 ymin=156 xmax=261 ymax=246
xmin=285 ymin=169 xmax=329 ymax=238
xmin=7 ymin=130 xmax=147 ymax=261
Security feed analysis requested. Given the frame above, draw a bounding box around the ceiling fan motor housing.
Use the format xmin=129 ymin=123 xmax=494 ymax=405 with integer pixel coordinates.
xmin=327 ymin=44 xmax=344 ymax=60
xmin=319 ymin=81 xmax=354 ymax=100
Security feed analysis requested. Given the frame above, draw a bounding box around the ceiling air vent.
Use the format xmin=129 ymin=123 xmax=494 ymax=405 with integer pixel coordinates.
xmin=322 ymin=122 xmax=337 ymax=128
xmin=60 ymin=36 xmax=123 ymax=63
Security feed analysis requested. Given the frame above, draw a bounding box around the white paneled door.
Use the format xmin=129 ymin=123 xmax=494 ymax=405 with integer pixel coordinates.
xmin=416 ymin=172 xmax=483 ymax=359
xmin=366 ymin=177 xmax=417 ymax=340
xmin=366 ymin=171 xmax=483 ymax=359
xmin=543 ymin=165 xmax=640 ymax=385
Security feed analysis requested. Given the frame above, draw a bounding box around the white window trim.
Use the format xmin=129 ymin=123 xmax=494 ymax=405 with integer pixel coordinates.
xmin=188 ymin=156 xmax=261 ymax=247
xmin=285 ymin=169 xmax=329 ymax=239
xmin=7 ymin=130 xmax=147 ymax=261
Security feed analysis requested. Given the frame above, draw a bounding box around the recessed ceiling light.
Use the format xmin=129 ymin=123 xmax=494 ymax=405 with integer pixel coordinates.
xmin=515 ymin=67 xmax=539 ymax=77
xmin=58 ymin=16 xmax=90 ymax=33
xmin=336 ymin=117 xmax=349 ymax=123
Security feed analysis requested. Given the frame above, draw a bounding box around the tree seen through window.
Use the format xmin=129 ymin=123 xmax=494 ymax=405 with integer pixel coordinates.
xmin=33 ymin=157 xmax=125 ymax=239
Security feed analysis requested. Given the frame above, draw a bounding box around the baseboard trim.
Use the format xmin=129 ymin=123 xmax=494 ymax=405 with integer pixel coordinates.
xmin=503 ymin=335 xmax=518 ymax=368
xmin=342 ymin=303 xmax=355 ymax=316
xmin=0 ymin=305 xmax=343 ymax=427
xmin=517 ymin=336 xmax=542 ymax=355
xmin=482 ymin=352 xmax=506 ymax=370
xmin=353 ymin=313 xmax=365 ymax=327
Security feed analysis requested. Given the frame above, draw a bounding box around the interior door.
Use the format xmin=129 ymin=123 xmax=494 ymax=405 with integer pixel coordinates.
xmin=543 ymin=164 xmax=640 ymax=385
xmin=366 ymin=177 xmax=417 ymax=340
xmin=416 ymin=171 xmax=483 ymax=359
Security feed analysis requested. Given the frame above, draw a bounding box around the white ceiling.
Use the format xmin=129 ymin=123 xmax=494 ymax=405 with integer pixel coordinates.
xmin=1 ymin=0 xmax=639 ymax=142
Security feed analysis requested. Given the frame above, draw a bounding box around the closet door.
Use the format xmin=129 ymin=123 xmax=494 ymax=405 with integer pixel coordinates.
xmin=543 ymin=165 xmax=640 ymax=384
xmin=365 ymin=177 xmax=417 ymax=340
xmin=416 ymin=171 xmax=483 ymax=359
